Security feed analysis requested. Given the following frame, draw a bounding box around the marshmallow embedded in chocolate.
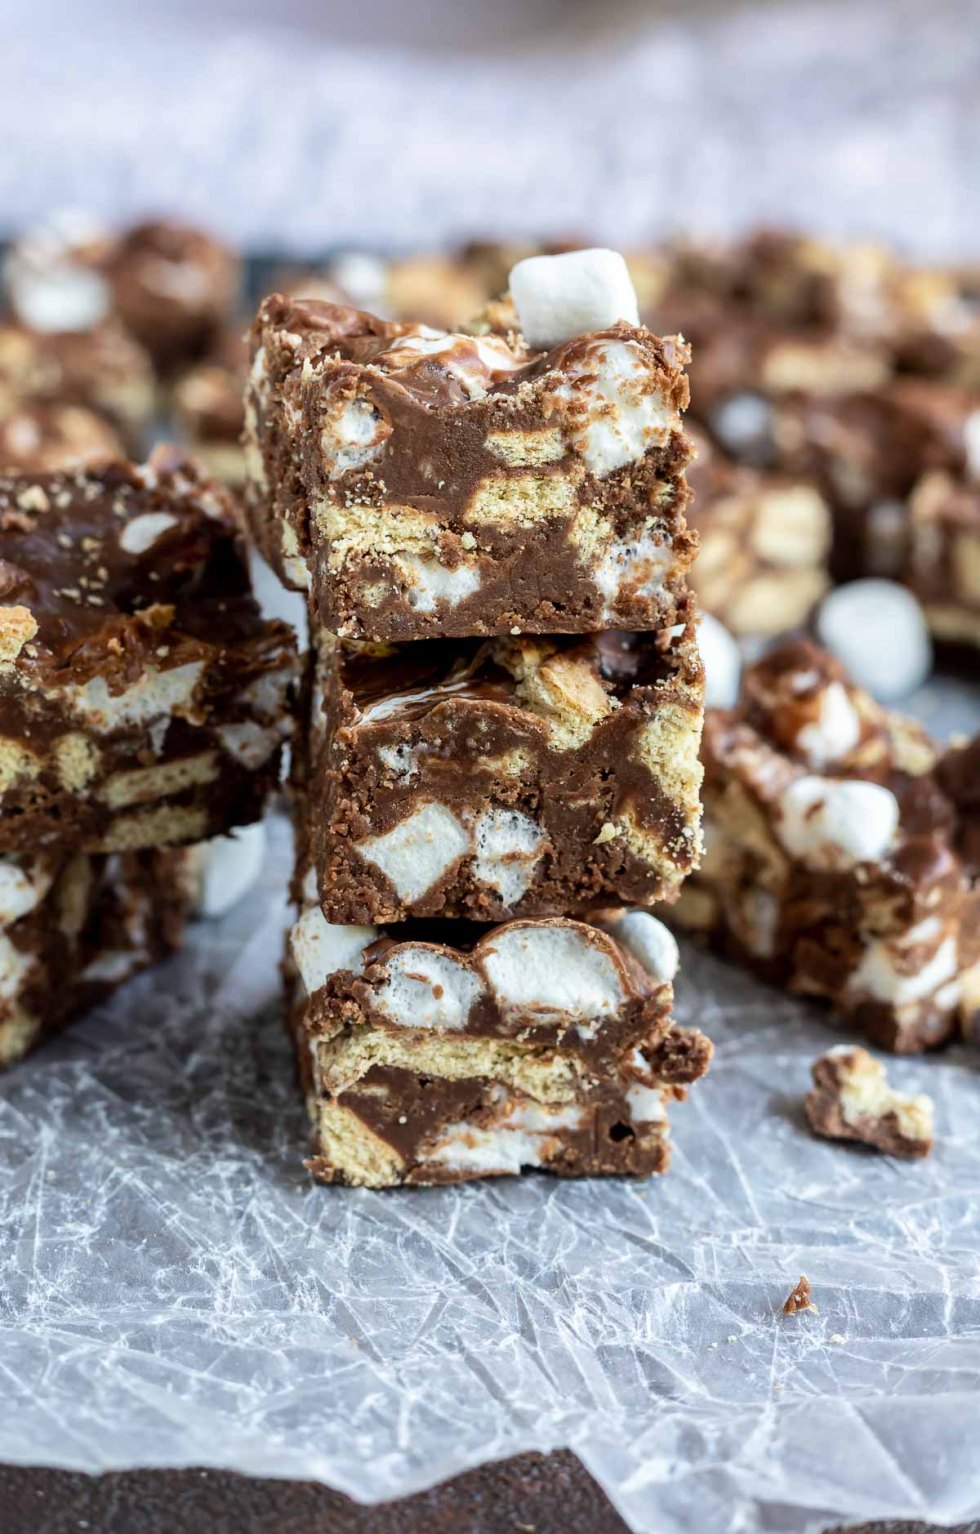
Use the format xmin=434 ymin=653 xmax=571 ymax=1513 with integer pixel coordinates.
xmin=509 ymin=249 xmax=640 ymax=350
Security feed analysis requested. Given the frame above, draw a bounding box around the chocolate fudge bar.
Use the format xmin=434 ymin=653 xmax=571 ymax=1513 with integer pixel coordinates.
xmin=106 ymin=220 xmax=240 ymax=376
xmin=173 ymin=333 xmax=247 ymax=487
xmin=643 ymin=237 xmax=892 ymax=466
xmin=0 ymin=845 xmax=193 ymax=1068
xmin=0 ymin=402 xmax=122 ymax=472
xmin=805 ymin=1045 xmax=934 ymax=1158
xmin=773 ymin=380 xmax=980 ymax=580
xmin=3 ymin=212 xmax=116 ymax=335
xmin=287 ymin=897 xmax=711 ymax=1187
xmin=938 ymin=732 xmax=980 ymax=1041
xmin=671 ymin=639 xmax=980 ymax=1052
xmin=938 ymin=732 xmax=980 ymax=880
xmin=245 ymin=295 xmax=697 ymax=640
xmin=0 ymin=448 xmax=296 ymax=853
xmin=906 ymin=471 xmax=980 ymax=648
xmin=0 ymin=321 xmax=154 ymax=452
xmin=301 ymin=614 xmax=703 ymax=923
xmin=687 ymin=430 xmax=830 ymax=635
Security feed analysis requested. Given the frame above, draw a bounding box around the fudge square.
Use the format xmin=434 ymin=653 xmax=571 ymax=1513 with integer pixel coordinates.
xmin=907 ymin=471 xmax=980 ymax=650
xmin=0 ymin=449 xmax=296 ymax=853
xmin=672 ymin=638 xmax=980 ymax=1053
xmin=244 ymin=293 xmax=697 ymax=641
xmin=686 ymin=428 xmax=831 ymax=637
xmin=0 ymin=846 xmax=193 ymax=1069
xmin=302 ymin=611 xmax=703 ymax=923
xmin=287 ymin=897 xmax=712 ymax=1188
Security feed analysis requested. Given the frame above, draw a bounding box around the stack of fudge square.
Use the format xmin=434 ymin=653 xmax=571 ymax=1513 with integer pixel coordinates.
xmin=244 ymin=249 xmax=715 ymax=1188
xmin=0 ymin=447 xmax=296 ymax=1069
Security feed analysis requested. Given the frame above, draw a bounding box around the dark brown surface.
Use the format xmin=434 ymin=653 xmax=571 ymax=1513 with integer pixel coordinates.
xmin=0 ymin=1452 xmax=631 ymax=1534
xmin=0 ymin=1457 xmax=967 ymax=1534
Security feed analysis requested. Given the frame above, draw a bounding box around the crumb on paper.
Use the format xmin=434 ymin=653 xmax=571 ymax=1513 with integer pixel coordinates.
xmin=782 ymin=1274 xmax=818 ymax=1316
xmin=804 ymin=1045 xmax=934 ymax=1159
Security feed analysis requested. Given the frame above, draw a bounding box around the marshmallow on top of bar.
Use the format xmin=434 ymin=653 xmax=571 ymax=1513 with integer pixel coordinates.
xmin=302 ymin=614 xmax=703 ymax=923
xmin=287 ymin=892 xmax=711 ymax=1187
xmin=245 ymin=249 xmax=697 ymax=641
xmin=0 ymin=447 xmax=296 ymax=853
xmin=673 ymin=638 xmax=978 ymax=1052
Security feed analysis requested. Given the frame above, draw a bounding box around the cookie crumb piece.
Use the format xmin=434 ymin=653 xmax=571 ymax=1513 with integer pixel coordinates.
xmin=782 ymin=1274 xmax=818 ymax=1316
xmin=805 ymin=1045 xmax=934 ymax=1159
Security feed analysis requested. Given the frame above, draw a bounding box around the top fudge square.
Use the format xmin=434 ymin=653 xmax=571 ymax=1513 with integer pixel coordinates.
xmin=245 ymin=295 xmax=697 ymax=641
xmin=0 ymin=449 xmax=295 ymax=853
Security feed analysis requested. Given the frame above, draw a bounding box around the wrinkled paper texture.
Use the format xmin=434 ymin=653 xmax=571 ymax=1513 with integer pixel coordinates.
xmin=0 ymin=677 xmax=978 ymax=1534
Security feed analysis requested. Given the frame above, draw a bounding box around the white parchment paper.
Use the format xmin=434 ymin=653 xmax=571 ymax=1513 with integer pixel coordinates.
xmin=0 ymin=680 xmax=978 ymax=1534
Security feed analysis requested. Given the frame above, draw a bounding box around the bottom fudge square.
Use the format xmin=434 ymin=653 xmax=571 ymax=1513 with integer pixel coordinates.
xmin=305 ymin=615 xmax=703 ymax=923
xmin=0 ymin=846 xmax=194 ymax=1067
xmin=287 ymin=904 xmax=712 ymax=1188
xmin=672 ymin=638 xmax=980 ymax=1052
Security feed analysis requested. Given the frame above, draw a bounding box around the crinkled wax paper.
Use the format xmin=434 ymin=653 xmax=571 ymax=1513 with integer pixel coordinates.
xmin=0 ymin=679 xmax=978 ymax=1534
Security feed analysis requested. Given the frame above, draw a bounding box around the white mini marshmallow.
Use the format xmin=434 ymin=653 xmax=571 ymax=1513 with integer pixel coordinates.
xmin=373 ymin=945 xmax=482 ymax=1030
xmin=509 ymin=249 xmax=639 ymax=350
xmin=596 ymin=910 xmax=679 ymax=985
xmin=217 ymin=721 xmax=280 ymax=770
xmin=473 ymin=808 xmax=545 ymax=906
xmin=192 ymin=822 xmax=267 ymax=919
xmin=119 ymin=512 xmax=180 ymax=556
xmin=330 ymin=250 xmax=389 ymax=313
xmin=65 ymin=662 xmax=204 ymax=731
xmin=776 ymin=775 xmax=900 ymax=870
xmin=480 ymin=924 xmax=624 ymax=1023
xmin=595 ymin=534 xmax=670 ymax=609
xmin=393 ymin=553 xmax=481 ymax=613
xmin=625 ymin=1080 xmax=669 ymax=1124
xmin=356 ymin=801 xmax=469 ymax=905
xmin=848 ymin=932 xmax=958 ymax=1007
xmin=0 ymin=859 xmax=54 ymax=924
xmin=0 ymin=933 xmax=33 ymax=1000
xmin=321 ymin=392 xmax=388 ymax=480
xmin=965 ymin=408 xmax=980 ymax=483
xmin=815 ymin=580 xmax=932 ymax=701
xmin=698 ymin=613 xmax=742 ymax=709
xmin=795 ymin=681 xmax=861 ymax=767
xmin=427 ymin=1101 xmax=584 ymax=1175
xmin=5 ymin=211 xmax=112 ymax=333
xmin=710 ymin=394 xmax=774 ymax=464
xmin=289 ymin=908 xmax=377 ymax=995
xmin=552 ymin=338 xmax=675 ymax=477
